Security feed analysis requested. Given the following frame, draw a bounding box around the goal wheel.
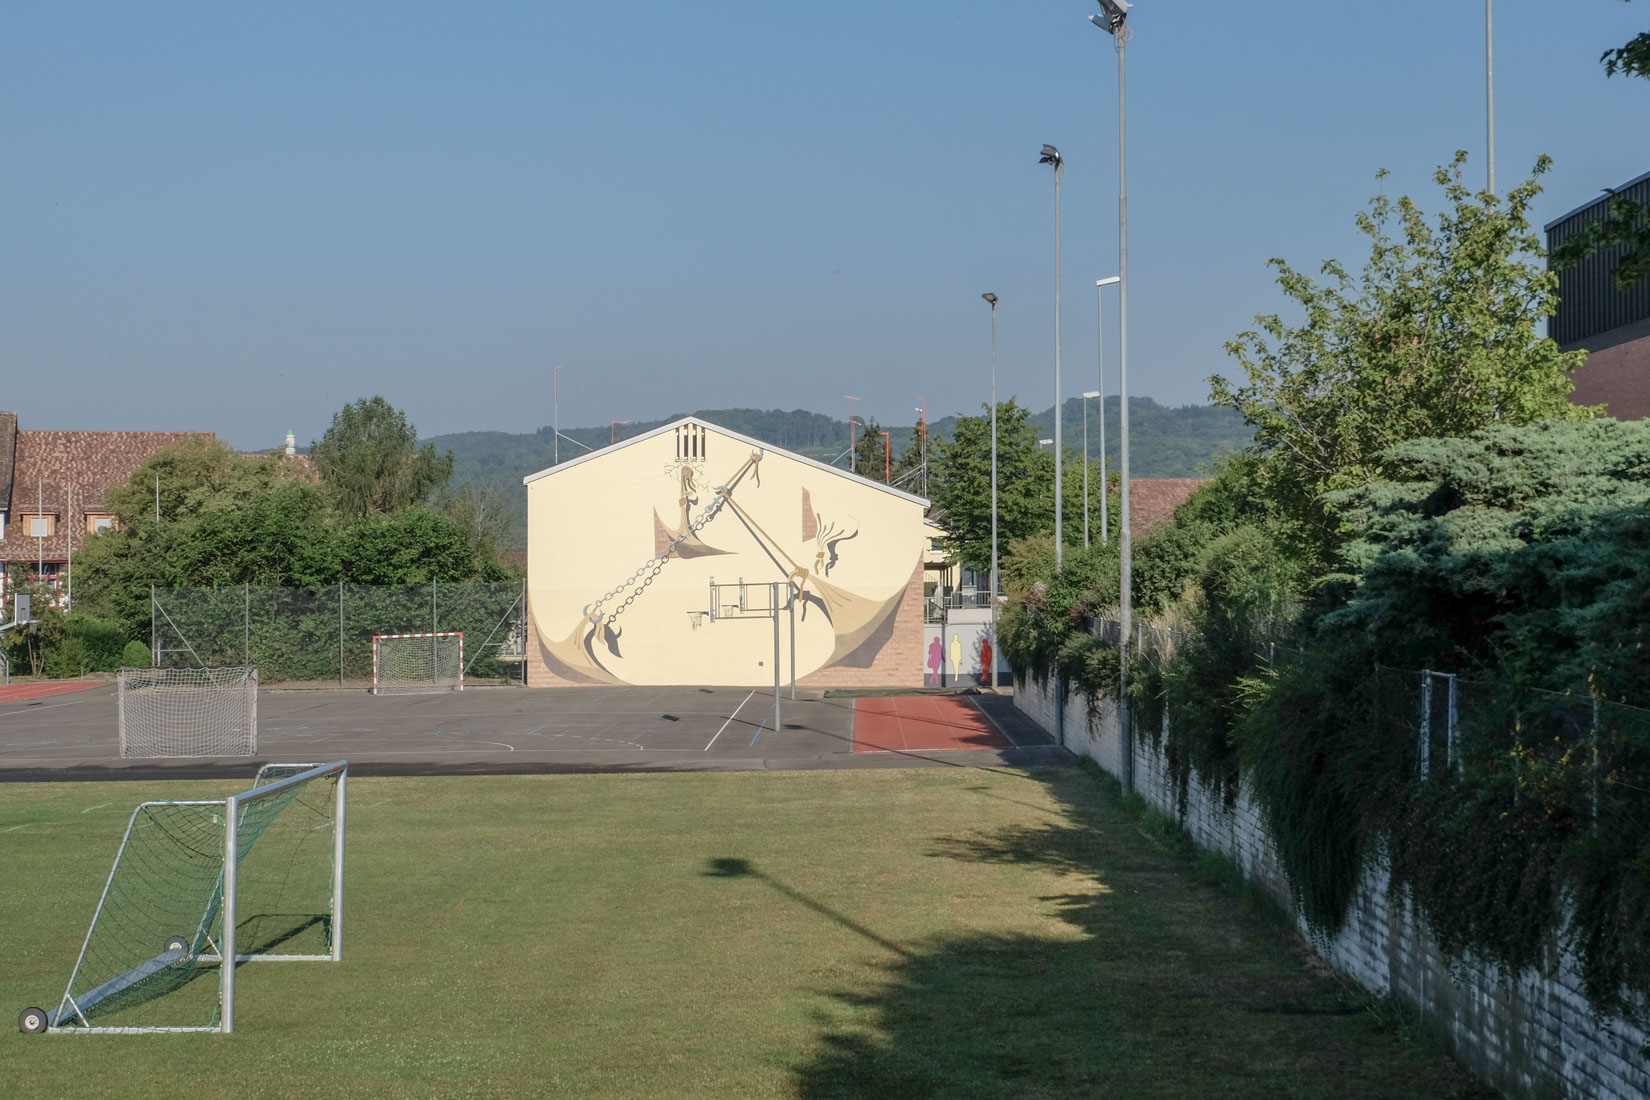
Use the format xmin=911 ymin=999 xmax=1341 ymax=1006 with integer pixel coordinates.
xmin=18 ymin=1006 xmax=50 ymax=1034
xmin=164 ymin=935 xmax=188 ymax=953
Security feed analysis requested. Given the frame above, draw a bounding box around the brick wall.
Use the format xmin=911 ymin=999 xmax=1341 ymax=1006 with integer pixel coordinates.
xmin=1014 ymin=675 xmax=1650 ymax=1100
xmin=1569 ymin=335 xmax=1650 ymax=421
xmin=797 ymin=558 xmax=924 ymax=689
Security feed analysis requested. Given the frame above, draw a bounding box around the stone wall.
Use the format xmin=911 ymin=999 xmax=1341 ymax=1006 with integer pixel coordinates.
xmin=1014 ymin=674 xmax=1650 ymax=1100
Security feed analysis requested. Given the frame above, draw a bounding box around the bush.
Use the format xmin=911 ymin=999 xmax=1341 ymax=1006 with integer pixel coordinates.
xmin=121 ymin=640 xmax=152 ymax=668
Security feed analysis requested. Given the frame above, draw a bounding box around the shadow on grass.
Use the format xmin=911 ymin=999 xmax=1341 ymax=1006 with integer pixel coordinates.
xmin=767 ymin=767 xmax=1490 ymax=1100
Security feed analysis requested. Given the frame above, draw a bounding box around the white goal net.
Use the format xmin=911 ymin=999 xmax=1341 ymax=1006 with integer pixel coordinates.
xmin=372 ymin=632 xmax=464 ymax=695
xmin=21 ymin=761 xmax=347 ymax=1034
xmin=118 ymin=666 xmax=258 ymax=758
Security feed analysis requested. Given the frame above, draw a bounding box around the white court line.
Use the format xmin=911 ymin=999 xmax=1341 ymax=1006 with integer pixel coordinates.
xmin=81 ymin=804 xmax=112 ymax=814
xmin=966 ymin=695 xmax=1020 ymax=748
xmin=3 ymin=824 xmax=30 ymax=833
xmin=704 ymin=691 xmax=757 ymax=751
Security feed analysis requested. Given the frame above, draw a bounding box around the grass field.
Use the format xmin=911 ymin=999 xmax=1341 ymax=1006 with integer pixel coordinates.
xmin=1 ymin=764 xmax=1488 ymax=1098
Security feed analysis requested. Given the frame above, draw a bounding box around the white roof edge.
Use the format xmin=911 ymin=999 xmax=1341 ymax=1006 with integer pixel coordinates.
xmin=522 ymin=416 xmax=931 ymax=507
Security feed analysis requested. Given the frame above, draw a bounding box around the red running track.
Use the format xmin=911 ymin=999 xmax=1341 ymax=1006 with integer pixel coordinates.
xmin=851 ymin=695 xmax=1013 ymax=754
xmin=0 ymin=681 xmax=102 ymax=703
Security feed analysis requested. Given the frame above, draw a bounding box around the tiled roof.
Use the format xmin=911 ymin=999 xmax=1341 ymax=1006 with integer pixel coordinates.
xmin=1130 ymin=478 xmax=1208 ymax=533
xmin=0 ymin=428 xmax=213 ymax=565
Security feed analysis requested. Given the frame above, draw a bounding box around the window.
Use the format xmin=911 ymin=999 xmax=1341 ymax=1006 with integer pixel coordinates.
xmin=86 ymin=514 xmax=117 ymax=534
xmin=25 ymin=514 xmax=53 ymax=537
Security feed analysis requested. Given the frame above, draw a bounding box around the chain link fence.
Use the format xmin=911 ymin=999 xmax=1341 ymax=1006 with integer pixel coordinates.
xmin=1095 ymin=616 xmax=1650 ymax=840
xmin=151 ymin=582 xmax=527 ymax=686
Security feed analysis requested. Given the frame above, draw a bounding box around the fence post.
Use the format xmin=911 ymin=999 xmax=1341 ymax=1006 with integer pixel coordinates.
xmin=521 ymin=578 xmax=528 ymax=687
xmin=432 ymin=579 xmax=438 ymax=635
xmin=338 ymin=583 xmax=344 ymax=688
xmin=151 ymin=584 xmax=157 ymax=667
xmin=1419 ymin=670 xmax=1432 ymax=778
xmin=1446 ymin=673 xmax=1459 ymax=771
xmin=1591 ymin=695 xmax=1601 ymax=833
xmin=244 ymin=582 xmax=250 ymax=667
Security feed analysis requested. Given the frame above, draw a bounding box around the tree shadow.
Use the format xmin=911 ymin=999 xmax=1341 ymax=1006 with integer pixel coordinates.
xmin=778 ymin=768 xmax=1492 ymax=1099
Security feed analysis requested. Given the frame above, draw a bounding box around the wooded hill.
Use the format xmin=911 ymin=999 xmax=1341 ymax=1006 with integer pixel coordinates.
xmin=427 ymin=400 xmax=1251 ymax=548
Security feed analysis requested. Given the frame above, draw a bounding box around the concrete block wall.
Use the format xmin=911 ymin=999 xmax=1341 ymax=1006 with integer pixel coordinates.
xmin=1013 ymin=674 xmax=1650 ymax=1100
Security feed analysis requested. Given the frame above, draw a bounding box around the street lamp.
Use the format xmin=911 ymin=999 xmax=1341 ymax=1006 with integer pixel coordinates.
xmin=880 ymin=431 xmax=891 ymax=483
xmin=611 ymin=419 xmax=629 ymax=445
xmin=1081 ymin=390 xmax=1100 ymax=548
xmin=982 ymin=291 xmax=999 ymax=686
xmin=1091 ymin=0 xmax=1135 ymax=793
xmin=1096 ymin=276 xmax=1120 ymax=545
xmin=554 ymin=365 xmax=564 ymax=465
xmin=1038 ymin=438 xmax=1054 ymax=449
xmin=845 ymin=395 xmax=861 ymax=472
xmin=1040 ymin=143 xmax=1065 ymax=569
xmin=1486 ymin=0 xmax=1495 ymax=194
xmin=913 ymin=397 xmax=927 ymax=498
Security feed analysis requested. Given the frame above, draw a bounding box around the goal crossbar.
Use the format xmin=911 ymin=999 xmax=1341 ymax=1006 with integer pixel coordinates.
xmin=40 ymin=760 xmax=348 ymax=1035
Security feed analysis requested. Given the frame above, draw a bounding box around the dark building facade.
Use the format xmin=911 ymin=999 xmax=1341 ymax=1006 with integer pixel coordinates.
xmin=1546 ymin=170 xmax=1650 ymax=420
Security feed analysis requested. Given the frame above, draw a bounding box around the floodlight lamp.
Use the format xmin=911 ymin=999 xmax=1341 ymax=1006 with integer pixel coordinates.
xmin=1092 ymin=0 xmax=1131 ymax=34
xmin=982 ymin=292 xmax=997 ymax=305
xmin=1097 ymin=276 xmax=1121 ymax=287
xmin=1038 ymin=144 xmax=1062 ymax=168
xmin=1083 ymin=391 xmax=1101 ymax=399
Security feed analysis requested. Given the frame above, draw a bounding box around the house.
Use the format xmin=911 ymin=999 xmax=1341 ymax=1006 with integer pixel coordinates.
xmin=522 ymin=416 xmax=930 ymax=688
xmin=1546 ymin=171 xmax=1650 ymax=420
xmin=0 ymin=412 xmax=211 ymax=609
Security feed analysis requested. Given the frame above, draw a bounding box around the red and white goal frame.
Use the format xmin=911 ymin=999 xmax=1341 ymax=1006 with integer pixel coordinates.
xmin=371 ymin=631 xmax=464 ymax=695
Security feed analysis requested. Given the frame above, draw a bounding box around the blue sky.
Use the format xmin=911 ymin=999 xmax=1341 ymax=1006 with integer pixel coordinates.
xmin=3 ymin=2 xmax=1644 ymax=450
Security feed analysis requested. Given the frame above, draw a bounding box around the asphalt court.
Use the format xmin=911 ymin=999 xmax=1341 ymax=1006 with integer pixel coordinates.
xmin=0 ymin=683 xmax=1064 ymax=780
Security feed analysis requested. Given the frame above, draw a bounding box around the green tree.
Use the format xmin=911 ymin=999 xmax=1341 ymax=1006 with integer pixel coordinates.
xmin=439 ymin=483 xmax=519 ymax=570
xmin=1601 ymin=4 xmax=1649 ymax=80
xmin=1210 ymin=153 xmax=1591 ymax=565
xmin=851 ymin=418 xmax=889 ymax=482
xmin=312 ymin=397 xmax=453 ymax=518
xmin=929 ymin=400 xmax=1088 ymax=573
xmin=106 ymin=435 xmax=305 ymax=535
xmin=337 ymin=507 xmax=504 ymax=585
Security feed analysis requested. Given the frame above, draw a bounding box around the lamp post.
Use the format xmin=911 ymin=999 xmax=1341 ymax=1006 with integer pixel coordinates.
xmin=982 ymin=292 xmax=999 ymax=684
xmin=1091 ymin=0 xmax=1134 ymax=793
xmin=880 ymin=431 xmax=891 ymax=483
xmin=1081 ymin=390 xmax=1100 ymax=548
xmin=1485 ymin=0 xmax=1495 ymax=194
xmin=554 ymin=365 xmax=563 ymax=465
xmin=1096 ymin=276 xmax=1120 ymax=545
xmin=913 ymin=397 xmax=927 ymax=497
xmin=1039 ymin=143 xmax=1065 ymax=568
xmin=844 ymin=396 xmax=861 ymax=472
xmin=1039 ymin=438 xmax=1053 ymax=449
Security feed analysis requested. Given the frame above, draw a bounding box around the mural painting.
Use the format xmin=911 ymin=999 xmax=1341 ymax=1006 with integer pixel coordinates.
xmin=526 ymin=420 xmax=927 ymax=687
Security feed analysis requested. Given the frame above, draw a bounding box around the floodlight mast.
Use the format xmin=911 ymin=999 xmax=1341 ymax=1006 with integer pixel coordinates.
xmin=982 ymin=291 xmax=999 ymax=687
xmin=1096 ymin=276 xmax=1120 ymax=545
xmin=1039 ymin=144 xmax=1065 ymax=569
xmin=1091 ymin=0 xmax=1134 ymax=793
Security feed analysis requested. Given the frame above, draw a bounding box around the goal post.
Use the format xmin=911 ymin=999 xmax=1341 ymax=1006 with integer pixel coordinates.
xmin=21 ymin=761 xmax=347 ymax=1036
xmin=118 ymin=665 xmax=258 ymax=758
xmin=372 ymin=631 xmax=464 ymax=695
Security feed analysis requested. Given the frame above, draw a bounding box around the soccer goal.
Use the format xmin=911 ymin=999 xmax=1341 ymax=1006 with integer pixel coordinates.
xmin=118 ymin=665 xmax=258 ymax=758
xmin=18 ymin=761 xmax=347 ymax=1036
xmin=372 ymin=631 xmax=464 ymax=695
